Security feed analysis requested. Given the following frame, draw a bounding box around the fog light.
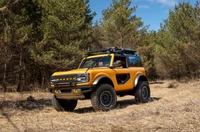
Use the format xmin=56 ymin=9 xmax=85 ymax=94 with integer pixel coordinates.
xmin=73 ymin=88 xmax=78 ymax=94
xmin=55 ymin=90 xmax=61 ymax=94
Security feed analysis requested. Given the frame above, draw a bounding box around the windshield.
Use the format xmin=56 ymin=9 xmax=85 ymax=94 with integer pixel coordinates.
xmin=79 ymin=56 xmax=111 ymax=68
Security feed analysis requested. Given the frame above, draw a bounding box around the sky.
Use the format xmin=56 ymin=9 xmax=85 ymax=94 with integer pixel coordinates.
xmin=89 ymin=0 xmax=197 ymax=31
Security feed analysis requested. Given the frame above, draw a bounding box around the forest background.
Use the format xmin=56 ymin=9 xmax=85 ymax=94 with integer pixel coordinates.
xmin=0 ymin=0 xmax=200 ymax=92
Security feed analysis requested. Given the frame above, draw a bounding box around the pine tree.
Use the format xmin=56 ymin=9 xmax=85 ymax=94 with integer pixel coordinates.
xmin=165 ymin=1 xmax=200 ymax=78
xmin=99 ymin=0 xmax=145 ymax=48
xmin=30 ymin=0 xmax=95 ymax=87
xmin=0 ymin=0 xmax=44 ymax=91
xmin=138 ymin=31 xmax=158 ymax=81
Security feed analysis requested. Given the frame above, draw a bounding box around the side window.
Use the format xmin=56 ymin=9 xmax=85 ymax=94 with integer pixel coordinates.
xmin=101 ymin=56 xmax=111 ymax=66
xmin=113 ymin=57 xmax=127 ymax=68
xmin=129 ymin=56 xmax=143 ymax=67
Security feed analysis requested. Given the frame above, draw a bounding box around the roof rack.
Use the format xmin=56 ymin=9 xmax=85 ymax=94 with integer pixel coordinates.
xmin=86 ymin=47 xmax=136 ymax=56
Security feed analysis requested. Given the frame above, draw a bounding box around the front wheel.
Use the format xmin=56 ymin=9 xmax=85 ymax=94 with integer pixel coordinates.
xmin=51 ymin=95 xmax=77 ymax=111
xmin=91 ymin=84 xmax=117 ymax=111
xmin=135 ymin=81 xmax=150 ymax=104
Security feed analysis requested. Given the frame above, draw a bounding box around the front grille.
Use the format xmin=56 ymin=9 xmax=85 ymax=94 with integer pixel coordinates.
xmin=51 ymin=73 xmax=89 ymax=88
xmin=52 ymin=74 xmax=78 ymax=83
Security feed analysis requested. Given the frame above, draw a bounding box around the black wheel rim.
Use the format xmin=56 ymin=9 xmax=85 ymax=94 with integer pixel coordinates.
xmin=142 ymin=86 xmax=149 ymax=99
xmin=100 ymin=91 xmax=112 ymax=107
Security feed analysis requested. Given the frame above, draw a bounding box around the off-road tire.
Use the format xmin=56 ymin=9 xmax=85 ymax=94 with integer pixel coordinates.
xmin=91 ymin=84 xmax=117 ymax=111
xmin=135 ymin=81 xmax=150 ymax=104
xmin=51 ymin=95 xmax=77 ymax=111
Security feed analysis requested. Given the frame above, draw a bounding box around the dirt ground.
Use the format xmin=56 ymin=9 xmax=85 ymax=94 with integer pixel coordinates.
xmin=0 ymin=80 xmax=200 ymax=132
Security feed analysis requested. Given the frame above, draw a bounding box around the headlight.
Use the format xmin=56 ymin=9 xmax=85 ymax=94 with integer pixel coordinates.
xmin=50 ymin=76 xmax=57 ymax=84
xmin=76 ymin=73 xmax=89 ymax=82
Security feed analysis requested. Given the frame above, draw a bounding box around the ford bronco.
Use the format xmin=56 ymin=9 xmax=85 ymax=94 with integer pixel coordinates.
xmin=49 ymin=47 xmax=150 ymax=111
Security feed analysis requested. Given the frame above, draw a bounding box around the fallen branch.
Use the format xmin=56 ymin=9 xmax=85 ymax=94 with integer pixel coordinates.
xmin=0 ymin=0 xmax=20 ymax=11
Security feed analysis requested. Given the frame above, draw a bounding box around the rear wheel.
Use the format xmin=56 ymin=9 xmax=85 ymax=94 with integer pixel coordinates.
xmin=135 ymin=81 xmax=150 ymax=104
xmin=91 ymin=84 xmax=117 ymax=111
xmin=52 ymin=95 xmax=77 ymax=111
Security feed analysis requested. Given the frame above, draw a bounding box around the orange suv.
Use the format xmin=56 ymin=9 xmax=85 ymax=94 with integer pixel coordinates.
xmin=49 ymin=47 xmax=150 ymax=111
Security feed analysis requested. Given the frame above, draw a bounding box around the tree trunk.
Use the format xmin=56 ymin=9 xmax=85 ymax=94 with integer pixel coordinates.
xmin=119 ymin=31 xmax=124 ymax=48
xmin=17 ymin=45 xmax=24 ymax=92
xmin=41 ymin=71 xmax=45 ymax=89
xmin=17 ymin=71 xmax=22 ymax=92
xmin=2 ymin=63 xmax=7 ymax=92
xmin=2 ymin=41 xmax=8 ymax=92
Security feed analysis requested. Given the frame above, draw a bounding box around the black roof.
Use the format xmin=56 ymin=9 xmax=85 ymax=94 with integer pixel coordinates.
xmin=86 ymin=47 xmax=136 ymax=56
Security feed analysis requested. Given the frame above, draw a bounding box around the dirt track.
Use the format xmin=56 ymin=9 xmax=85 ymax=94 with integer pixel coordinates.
xmin=0 ymin=80 xmax=200 ymax=132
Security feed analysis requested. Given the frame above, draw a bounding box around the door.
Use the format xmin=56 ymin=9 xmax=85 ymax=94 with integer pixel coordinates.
xmin=113 ymin=57 xmax=134 ymax=91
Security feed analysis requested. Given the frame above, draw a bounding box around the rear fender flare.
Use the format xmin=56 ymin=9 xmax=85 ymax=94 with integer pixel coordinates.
xmin=134 ymin=74 xmax=148 ymax=88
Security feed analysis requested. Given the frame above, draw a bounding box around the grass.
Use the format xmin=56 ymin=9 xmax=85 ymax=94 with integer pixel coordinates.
xmin=0 ymin=80 xmax=200 ymax=132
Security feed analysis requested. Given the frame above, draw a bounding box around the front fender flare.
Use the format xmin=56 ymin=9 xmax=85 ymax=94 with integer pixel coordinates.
xmin=92 ymin=76 xmax=114 ymax=89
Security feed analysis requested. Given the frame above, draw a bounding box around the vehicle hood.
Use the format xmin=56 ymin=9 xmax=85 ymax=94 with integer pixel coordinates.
xmin=51 ymin=67 xmax=110 ymax=76
xmin=52 ymin=68 xmax=88 ymax=76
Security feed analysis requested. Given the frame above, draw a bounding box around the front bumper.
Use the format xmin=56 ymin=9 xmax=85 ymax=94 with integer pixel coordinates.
xmin=54 ymin=92 xmax=85 ymax=100
xmin=49 ymin=84 xmax=93 ymax=100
